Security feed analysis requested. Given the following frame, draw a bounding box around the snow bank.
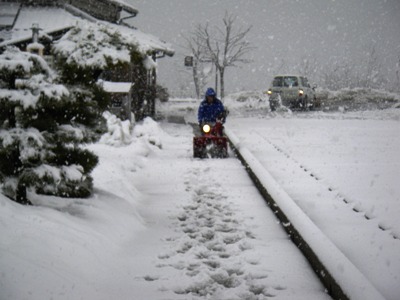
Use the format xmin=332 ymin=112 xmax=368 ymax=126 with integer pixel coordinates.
xmin=222 ymin=89 xmax=400 ymax=115
xmin=0 ymin=114 xmax=169 ymax=299
xmin=316 ymin=88 xmax=400 ymax=111
xmin=133 ymin=117 xmax=163 ymax=149
xmin=99 ymin=111 xmax=133 ymax=146
xmin=223 ymin=90 xmax=270 ymax=115
xmin=99 ymin=112 xmax=164 ymax=150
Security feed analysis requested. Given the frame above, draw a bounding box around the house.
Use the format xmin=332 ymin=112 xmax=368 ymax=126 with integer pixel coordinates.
xmin=0 ymin=0 xmax=174 ymax=121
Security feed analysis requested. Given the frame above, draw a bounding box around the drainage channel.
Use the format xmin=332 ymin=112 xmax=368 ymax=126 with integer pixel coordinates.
xmin=224 ymin=128 xmax=385 ymax=300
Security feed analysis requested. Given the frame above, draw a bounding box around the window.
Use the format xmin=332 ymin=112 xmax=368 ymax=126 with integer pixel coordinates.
xmin=283 ymin=76 xmax=298 ymax=87
xmin=272 ymin=76 xmax=283 ymax=87
xmin=301 ymin=77 xmax=310 ymax=87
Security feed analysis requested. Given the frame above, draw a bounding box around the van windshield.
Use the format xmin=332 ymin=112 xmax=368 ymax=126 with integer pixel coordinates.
xmin=272 ymin=76 xmax=299 ymax=87
xmin=283 ymin=76 xmax=298 ymax=87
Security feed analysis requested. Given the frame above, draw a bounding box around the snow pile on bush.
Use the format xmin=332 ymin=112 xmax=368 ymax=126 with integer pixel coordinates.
xmin=99 ymin=111 xmax=133 ymax=146
xmin=99 ymin=112 xmax=163 ymax=150
xmin=133 ymin=117 xmax=163 ymax=149
xmin=52 ymin=21 xmax=173 ymax=69
xmin=224 ymin=90 xmax=269 ymax=110
xmin=53 ymin=22 xmax=133 ymax=68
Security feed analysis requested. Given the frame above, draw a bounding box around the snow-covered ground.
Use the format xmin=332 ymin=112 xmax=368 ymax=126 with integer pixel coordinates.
xmin=1 ymin=117 xmax=330 ymax=300
xmin=227 ymin=114 xmax=400 ymax=300
xmin=1 ymin=92 xmax=399 ymax=299
xmin=159 ymin=93 xmax=400 ymax=300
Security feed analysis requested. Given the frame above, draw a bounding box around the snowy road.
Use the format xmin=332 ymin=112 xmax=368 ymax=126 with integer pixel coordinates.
xmin=227 ymin=115 xmax=400 ymax=300
xmin=127 ymin=122 xmax=331 ymax=299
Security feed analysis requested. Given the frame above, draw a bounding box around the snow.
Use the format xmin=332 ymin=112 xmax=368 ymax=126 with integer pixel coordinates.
xmin=0 ymin=47 xmax=52 ymax=76
xmin=104 ymin=0 xmax=139 ymax=14
xmin=52 ymin=22 xmax=131 ymax=68
xmin=0 ymin=5 xmax=174 ymax=59
xmin=1 ymin=95 xmax=399 ymax=299
xmin=99 ymin=111 xmax=133 ymax=146
xmin=0 ymin=89 xmax=38 ymax=109
xmin=128 ymin=0 xmax=400 ymax=96
xmin=225 ymin=128 xmax=385 ymax=300
xmin=33 ymin=164 xmax=62 ymax=183
xmin=52 ymin=20 xmax=174 ymax=69
xmin=58 ymin=125 xmax=85 ymax=142
xmin=224 ymin=109 xmax=400 ymax=299
xmin=143 ymin=55 xmax=157 ymax=70
xmin=27 ymin=42 xmax=44 ymax=51
xmin=158 ymin=95 xmax=400 ymax=299
xmin=61 ymin=165 xmax=84 ymax=182
xmin=99 ymin=81 xmax=132 ymax=93
xmin=0 ymin=128 xmax=45 ymax=161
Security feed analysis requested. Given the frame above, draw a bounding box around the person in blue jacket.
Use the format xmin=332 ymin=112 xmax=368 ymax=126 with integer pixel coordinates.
xmin=198 ymin=87 xmax=226 ymax=126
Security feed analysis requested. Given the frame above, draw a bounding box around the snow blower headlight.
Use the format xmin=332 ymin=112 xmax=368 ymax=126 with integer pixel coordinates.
xmin=298 ymin=89 xmax=304 ymax=96
xmin=203 ymin=124 xmax=211 ymax=133
xmin=267 ymin=89 xmax=272 ymax=95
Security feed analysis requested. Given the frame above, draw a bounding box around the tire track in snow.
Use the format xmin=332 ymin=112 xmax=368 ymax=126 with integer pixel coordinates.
xmin=253 ymin=131 xmax=399 ymax=241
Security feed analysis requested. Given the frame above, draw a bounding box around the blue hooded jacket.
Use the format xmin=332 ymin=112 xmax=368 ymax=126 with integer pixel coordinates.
xmin=198 ymin=96 xmax=225 ymax=124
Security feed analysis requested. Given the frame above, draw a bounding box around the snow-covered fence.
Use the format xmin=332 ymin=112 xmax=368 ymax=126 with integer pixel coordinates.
xmin=225 ymin=127 xmax=385 ymax=300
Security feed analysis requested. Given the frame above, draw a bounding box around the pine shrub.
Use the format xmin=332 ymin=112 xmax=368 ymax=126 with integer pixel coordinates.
xmin=0 ymin=47 xmax=99 ymax=204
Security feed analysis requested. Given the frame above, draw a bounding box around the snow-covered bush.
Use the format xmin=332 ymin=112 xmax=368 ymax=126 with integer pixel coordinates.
xmin=51 ymin=21 xmax=151 ymax=85
xmin=52 ymin=22 xmax=132 ymax=85
xmin=0 ymin=47 xmax=98 ymax=204
xmin=52 ymin=21 xmax=156 ymax=121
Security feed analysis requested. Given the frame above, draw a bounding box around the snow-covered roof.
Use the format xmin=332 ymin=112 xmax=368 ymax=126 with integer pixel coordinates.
xmin=0 ymin=4 xmax=174 ymax=57
xmin=104 ymin=0 xmax=139 ymax=15
xmin=113 ymin=24 xmax=174 ymax=57
xmin=0 ymin=3 xmax=20 ymax=28
xmin=0 ymin=6 xmax=78 ymax=47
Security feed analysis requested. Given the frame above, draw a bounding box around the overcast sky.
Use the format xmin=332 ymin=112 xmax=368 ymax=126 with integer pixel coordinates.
xmin=127 ymin=0 xmax=400 ymax=97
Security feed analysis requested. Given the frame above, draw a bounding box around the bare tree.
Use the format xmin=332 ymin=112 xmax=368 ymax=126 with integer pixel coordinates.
xmin=194 ymin=12 xmax=254 ymax=99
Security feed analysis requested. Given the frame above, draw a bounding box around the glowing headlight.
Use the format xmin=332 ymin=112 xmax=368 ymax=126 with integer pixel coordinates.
xmin=203 ymin=124 xmax=211 ymax=133
xmin=298 ymin=89 xmax=304 ymax=96
xmin=267 ymin=89 xmax=272 ymax=95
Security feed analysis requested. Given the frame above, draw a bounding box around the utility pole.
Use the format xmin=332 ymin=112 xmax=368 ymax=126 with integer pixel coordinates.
xmin=214 ymin=62 xmax=218 ymax=97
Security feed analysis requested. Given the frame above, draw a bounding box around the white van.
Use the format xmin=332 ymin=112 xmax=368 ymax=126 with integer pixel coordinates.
xmin=266 ymin=75 xmax=318 ymax=111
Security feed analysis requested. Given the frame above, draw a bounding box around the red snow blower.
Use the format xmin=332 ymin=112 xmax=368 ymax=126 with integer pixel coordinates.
xmin=193 ymin=120 xmax=228 ymax=158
